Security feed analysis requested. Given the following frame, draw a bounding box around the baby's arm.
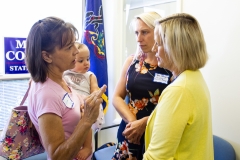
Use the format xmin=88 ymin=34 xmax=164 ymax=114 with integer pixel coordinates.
xmin=89 ymin=73 xmax=105 ymax=131
xmin=90 ymin=74 xmax=99 ymax=93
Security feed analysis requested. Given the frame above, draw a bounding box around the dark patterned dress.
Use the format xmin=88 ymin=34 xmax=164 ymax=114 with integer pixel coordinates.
xmin=112 ymin=60 xmax=172 ymax=160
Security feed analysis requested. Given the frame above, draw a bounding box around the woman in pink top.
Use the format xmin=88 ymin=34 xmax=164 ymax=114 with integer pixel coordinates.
xmin=25 ymin=16 xmax=106 ymax=160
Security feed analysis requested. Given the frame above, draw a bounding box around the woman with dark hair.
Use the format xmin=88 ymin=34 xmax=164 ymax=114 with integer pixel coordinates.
xmin=25 ymin=17 xmax=106 ymax=160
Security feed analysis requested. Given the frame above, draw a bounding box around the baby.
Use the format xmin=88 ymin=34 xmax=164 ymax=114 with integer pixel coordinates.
xmin=63 ymin=42 xmax=105 ymax=160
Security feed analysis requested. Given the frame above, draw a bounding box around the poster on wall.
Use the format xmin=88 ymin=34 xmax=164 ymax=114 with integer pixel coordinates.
xmin=4 ymin=37 xmax=28 ymax=74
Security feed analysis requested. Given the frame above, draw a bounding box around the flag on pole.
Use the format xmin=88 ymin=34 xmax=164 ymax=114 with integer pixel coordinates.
xmin=82 ymin=0 xmax=108 ymax=114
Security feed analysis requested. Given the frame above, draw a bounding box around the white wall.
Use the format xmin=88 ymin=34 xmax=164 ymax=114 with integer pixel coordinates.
xmin=0 ymin=0 xmax=82 ymax=76
xmin=181 ymin=0 xmax=240 ymax=159
xmin=97 ymin=0 xmax=124 ymax=146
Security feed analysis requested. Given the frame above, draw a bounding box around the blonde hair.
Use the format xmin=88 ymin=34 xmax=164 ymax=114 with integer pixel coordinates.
xmin=75 ymin=42 xmax=88 ymax=51
xmin=155 ymin=13 xmax=208 ymax=71
xmin=132 ymin=11 xmax=162 ymax=29
xmin=130 ymin=11 xmax=162 ymax=62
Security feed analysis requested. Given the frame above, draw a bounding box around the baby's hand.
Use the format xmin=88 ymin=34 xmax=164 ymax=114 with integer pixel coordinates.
xmin=80 ymin=104 xmax=84 ymax=113
xmin=80 ymin=104 xmax=84 ymax=117
xmin=75 ymin=146 xmax=92 ymax=160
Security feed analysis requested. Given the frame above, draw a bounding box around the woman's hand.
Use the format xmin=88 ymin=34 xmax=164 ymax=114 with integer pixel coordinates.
xmin=122 ymin=117 xmax=148 ymax=145
xmin=82 ymin=85 xmax=107 ymax=124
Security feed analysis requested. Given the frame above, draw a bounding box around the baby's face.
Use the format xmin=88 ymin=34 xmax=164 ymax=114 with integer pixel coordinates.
xmin=72 ymin=47 xmax=90 ymax=73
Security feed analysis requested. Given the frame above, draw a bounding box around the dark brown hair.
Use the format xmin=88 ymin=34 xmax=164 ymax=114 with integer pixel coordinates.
xmin=25 ymin=17 xmax=79 ymax=82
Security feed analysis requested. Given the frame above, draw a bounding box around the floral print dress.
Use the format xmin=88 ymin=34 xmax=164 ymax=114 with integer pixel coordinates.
xmin=112 ymin=60 xmax=172 ymax=160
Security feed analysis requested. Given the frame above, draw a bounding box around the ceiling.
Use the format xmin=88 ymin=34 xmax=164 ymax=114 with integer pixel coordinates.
xmin=124 ymin=0 xmax=176 ymax=10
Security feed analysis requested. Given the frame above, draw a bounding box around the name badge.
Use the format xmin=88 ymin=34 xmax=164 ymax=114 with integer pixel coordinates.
xmin=62 ymin=93 xmax=74 ymax=108
xmin=153 ymin=73 xmax=169 ymax=84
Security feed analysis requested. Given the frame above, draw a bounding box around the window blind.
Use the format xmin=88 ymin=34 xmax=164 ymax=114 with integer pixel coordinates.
xmin=0 ymin=79 xmax=28 ymax=129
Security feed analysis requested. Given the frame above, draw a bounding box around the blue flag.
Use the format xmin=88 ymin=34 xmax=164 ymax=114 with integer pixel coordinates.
xmin=82 ymin=0 xmax=108 ymax=114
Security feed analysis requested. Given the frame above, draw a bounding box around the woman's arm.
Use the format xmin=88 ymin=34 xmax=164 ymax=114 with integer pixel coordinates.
xmin=75 ymin=129 xmax=92 ymax=160
xmin=39 ymin=85 xmax=107 ymax=160
xmin=39 ymin=113 xmax=92 ymax=159
xmin=143 ymin=87 xmax=192 ymax=159
xmin=82 ymin=129 xmax=92 ymax=149
xmin=113 ymin=55 xmax=137 ymax=123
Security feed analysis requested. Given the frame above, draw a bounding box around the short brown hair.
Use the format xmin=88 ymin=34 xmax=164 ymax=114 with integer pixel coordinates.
xmin=25 ymin=17 xmax=79 ymax=82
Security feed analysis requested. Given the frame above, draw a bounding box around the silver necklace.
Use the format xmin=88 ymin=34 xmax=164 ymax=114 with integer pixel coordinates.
xmin=172 ymin=71 xmax=184 ymax=82
xmin=143 ymin=61 xmax=155 ymax=77
xmin=143 ymin=61 xmax=171 ymax=78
